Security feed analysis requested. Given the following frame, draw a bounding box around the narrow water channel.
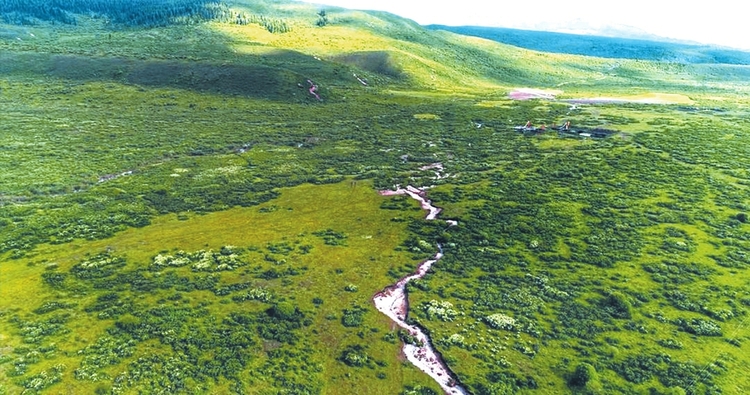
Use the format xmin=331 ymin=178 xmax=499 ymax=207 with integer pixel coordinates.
xmin=374 ymin=186 xmax=467 ymax=395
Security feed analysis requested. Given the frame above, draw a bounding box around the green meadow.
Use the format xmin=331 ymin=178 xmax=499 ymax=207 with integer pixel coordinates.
xmin=1 ymin=181 xmax=440 ymax=394
xmin=1 ymin=1 xmax=749 ymax=394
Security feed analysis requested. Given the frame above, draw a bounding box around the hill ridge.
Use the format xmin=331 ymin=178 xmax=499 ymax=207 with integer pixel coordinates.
xmin=427 ymin=24 xmax=750 ymax=65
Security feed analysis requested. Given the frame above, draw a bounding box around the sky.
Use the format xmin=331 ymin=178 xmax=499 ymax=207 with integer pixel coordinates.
xmin=303 ymin=0 xmax=749 ymax=50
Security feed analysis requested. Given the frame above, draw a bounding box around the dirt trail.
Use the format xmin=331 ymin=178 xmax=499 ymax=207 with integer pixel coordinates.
xmin=374 ymin=185 xmax=466 ymax=395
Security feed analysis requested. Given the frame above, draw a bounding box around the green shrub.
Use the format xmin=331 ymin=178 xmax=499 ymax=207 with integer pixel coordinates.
xmin=339 ymin=344 xmax=369 ymax=367
xmin=601 ymin=292 xmax=632 ymax=319
xmin=570 ymin=363 xmax=597 ymax=387
xmin=676 ymin=318 xmax=723 ymax=336
xmin=341 ymin=306 xmax=366 ymax=327
xmin=270 ymin=302 xmax=298 ymax=321
xmin=657 ymin=338 xmax=684 ymax=349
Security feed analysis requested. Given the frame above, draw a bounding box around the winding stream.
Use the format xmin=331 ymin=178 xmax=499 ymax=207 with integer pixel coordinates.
xmin=374 ymin=186 xmax=467 ymax=395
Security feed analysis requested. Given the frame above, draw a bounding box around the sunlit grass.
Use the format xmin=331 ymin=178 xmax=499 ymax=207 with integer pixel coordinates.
xmin=0 ymin=180 xmax=440 ymax=393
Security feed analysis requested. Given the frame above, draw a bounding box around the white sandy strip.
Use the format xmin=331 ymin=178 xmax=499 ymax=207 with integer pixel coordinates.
xmin=418 ymin=163 xmax=452 ymax=181
xmin=98 ymin=170 xmax=133 ymax=183
xmin=563 ymin=93 xmax=693 ymax=105
xmin=508 ymin=88 xmax=563 ymax=100
xmin=375 ymin=186 xmax=466 ymax=395
xmin=418 ymin=162 xmax=444 ymax=172
xmin=563 ymin=97 xmax=675 ymax=104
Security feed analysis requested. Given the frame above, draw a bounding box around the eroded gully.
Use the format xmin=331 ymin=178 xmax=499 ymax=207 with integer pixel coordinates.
xmin=374 ymin=185 xmax=467 ymax=395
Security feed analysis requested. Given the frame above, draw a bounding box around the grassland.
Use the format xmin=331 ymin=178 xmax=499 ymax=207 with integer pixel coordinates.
xmin=428 ymin=25 xmax=750 ymax=65
xmin=1 ymin=181 xmax=444 ymax=394
xmin=1 ymin=0 xmax=750 ymax=394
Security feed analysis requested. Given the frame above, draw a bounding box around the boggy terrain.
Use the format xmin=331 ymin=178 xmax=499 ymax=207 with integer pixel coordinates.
xmin=1 ymin=1 xmax=749 ymax=394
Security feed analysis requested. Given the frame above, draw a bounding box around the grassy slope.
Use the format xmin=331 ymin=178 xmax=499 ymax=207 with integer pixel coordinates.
xmin=3 ymin=3 xmax=748 ymax=97
xmin=0 ymin=1 xmax=749 ymax=394
xmin=427 ymin=25 xmax=750 ymax=65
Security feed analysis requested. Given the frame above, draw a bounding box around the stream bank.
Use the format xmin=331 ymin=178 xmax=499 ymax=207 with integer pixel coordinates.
xmin=374 ymin=186 xmax=466 ymax=395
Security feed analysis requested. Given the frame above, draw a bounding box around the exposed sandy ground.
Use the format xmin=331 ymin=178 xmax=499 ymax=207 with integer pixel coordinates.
xmin=509 ymin=88 xmax=693 ymax=105
xmin=508 ymin=88 xmax=563 ymax=100
xmin=564 ymin=92 xmax=693 ymax=105
xmin=374 ymin=184 xmax=466 ymax=395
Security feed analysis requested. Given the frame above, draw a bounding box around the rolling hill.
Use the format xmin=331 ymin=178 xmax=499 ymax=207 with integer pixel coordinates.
xmin=427 ymin=24 xmax=750 ymax=65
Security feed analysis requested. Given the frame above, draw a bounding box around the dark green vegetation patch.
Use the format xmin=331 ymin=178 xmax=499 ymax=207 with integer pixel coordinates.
xmin=0 ymin=0 xmax=283 ymax=30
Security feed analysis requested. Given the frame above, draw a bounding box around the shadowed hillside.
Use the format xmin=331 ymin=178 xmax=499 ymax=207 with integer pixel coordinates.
xmin=0 ymin=50 xmax=353 ymax=101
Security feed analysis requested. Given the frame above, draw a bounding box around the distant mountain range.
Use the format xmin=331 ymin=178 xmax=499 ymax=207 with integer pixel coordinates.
xmin=427 ymin=25 xmax=750 ymax=65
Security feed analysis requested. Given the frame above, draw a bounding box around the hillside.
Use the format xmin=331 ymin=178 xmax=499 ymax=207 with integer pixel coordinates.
xmin=2 ymin=1 xmax=749 ymax=97
xmin=1 ymin=1 xmax=750 ymax=395
xmin=428 ymin=25 xmax=750 ymax=65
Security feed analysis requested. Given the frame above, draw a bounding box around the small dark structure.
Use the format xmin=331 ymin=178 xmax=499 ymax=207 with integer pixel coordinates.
xmin=560 ymin=127 xmax=617 ymax=139
xmin=514 ymin=125 xmax=543 ymax=133
xmin=513 ymin=123 xmax=617 ymax=139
